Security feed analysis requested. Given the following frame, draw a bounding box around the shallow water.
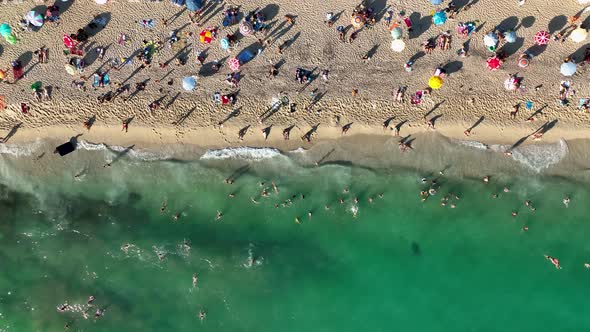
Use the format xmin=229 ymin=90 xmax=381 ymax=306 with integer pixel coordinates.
xmin=1 ymin=138 xmax=590 ymax=332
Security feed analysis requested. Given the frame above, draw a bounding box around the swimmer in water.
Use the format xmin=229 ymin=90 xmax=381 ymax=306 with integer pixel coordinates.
xmin=87 ymin=295 xmax=95 ymax=305
xmin=503 ymin=187 xmax=510 ymax=193
xmin=584 ymin=263 xmax=590 ymax=269
xmin=173 ymin=213 xmax=181 ymax=221
xmin=251 ymin=197 xmax=259 ymax=204
xmin=428 ymin=188 xmax=436 ymax=196
xmin=378 ymin=193 xmax=384 ymax=198
xmin=544 ymin=255 xmax=562 ymax=269
xmin=339 ymin=198 xmax=345 ymax=204
xmin=524 ymin=200 xmax=536 ymax=211
xmin=198 ymin=310 xmax=206 ymax=321
xmin=491 ymin=193 xmax=498 ymax=198
xmin=57 ymin=303 xmax=69 ymax=312
xmin=157 ymin=252 xmax=166 ymax=261
xmin=308 ymin=211 xmax=312 ymax=219
xmin=368 ymin=197 xmax=374 ymax=204
xmin=325 ymin=205 xmax=330 ymax=210
xmin=354 ymin=197 xmax=358 ymax=204
xmin=272 ymin=181 xmax=279 ymax=194
xmin=94 ymin=307 xmax=105 ymax=319
xmin=121 ymin=243 xmax=131 ymax=253
xmin=295 ymin=217 xmax=301 ymax=224
xmin=228 ymin=193 xmax=235 ymax=198
xmin=224 ymin=178 xmax=234 ymax=184
xmin=511 ymin=211 xmax=518 ymax=217
xmin=421 ymin=177 xmax=427 ymax=184
xmin=192 ymin=273 xmax=198 ymax=288
xmin=522 ymin=225 xmax=529 ymax=232
xmin=343 ymin=187 xmax=349 ymax=194
xmin=216 ymin=211 xmax=223 ymax=221
xmin=483 ymin=176 xmax=489 ymax=184
xmin=563 ymin=196 xmax=570 ymax=208
xmin=160 ymin=201 xmax=167 ymax=214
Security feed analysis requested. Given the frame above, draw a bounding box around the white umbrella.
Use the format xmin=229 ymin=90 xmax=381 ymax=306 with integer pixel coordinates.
xmin=570 ymin=27 xmax=588 ymax=43
xmin=578 ymin=0 xmax=590 ymax=4
xmin=182 ymin=76 xmax=197 ymax=91
xmin=484 ymin=32 xmax=498 ymax=47
xmin=560 ymin=62 xmax=577 ymax=76
xmin=26 ymin=11 xmax=44 ymax=27
xmin=95 ymin=0 xmax=108 ymax=4
xmin=504 ymin=30 xmax=517 ymax=43
xmin=390 ymin=39 xmax=406 ymax=52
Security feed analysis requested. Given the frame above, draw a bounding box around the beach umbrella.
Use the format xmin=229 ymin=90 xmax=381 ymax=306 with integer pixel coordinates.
xmin=199 ymin=29 xmax=213 ymax=44
xmin=483 ymin=32 xmax=498 ymax=47
xmin=432 ymin=11 xmax=447 ymax=26
xmin=517 ymin=54 xmax=530 ymax=68
xmin=64 ymin=64 xmax=76 ymax=75
xmin=239 ymin=21 xmax=253 ymax=36
xmin=182 ymin=76 xmax=197 ymax=91
xmin=390 ymin=39 xmax=406 ymax=52
xmin=390 ymin=27 xmax=403 ymax=39
xmin=351 ymin=14 xmax=364 ymax=28
xmin=5 ymin=34 xmax=17 ymax=44
xmin=63 ymin=34 xmax=75 ymax=49
xmin=428 ymin=76 xmax=443 ymax=89
xmin=186 ymin=0 xmax=203 ymax=11
xmin=26 ymin=11 xmax=44 ymax=27
xmin=504 ymin=30 xmax=517 ymax=43
xmin=431 ymin=0 xmax=444 ymax=4
xmin=220 ymin=38 xmax=230 ymax=50
xmin=570 ymin=27 xmax=587 ymax=43
xmin=0 ymin=23 xmax=11 ymax=37
xmin=228 ymin=57 xmax=240 ymax=71
xmin=579 ymin=0 xmax=590 ymax=4
xmin=486 ymin=56 xmax=502 ymax=70
xmin=560 ymin=61 xmax=577 ymax=76
xmin=504 ymin=77 xmax=518 ymax=91
xmin=95 ymin=0 xmax=108 ymax=4
xmin=534 ymin=30 xmax=550 ymax=45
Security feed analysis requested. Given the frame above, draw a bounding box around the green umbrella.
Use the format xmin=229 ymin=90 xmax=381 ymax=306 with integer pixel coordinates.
xmin=31 ymin=81 xmax=42 ymax=91
xmin=5 ymin=34 xmax=17 ymax=45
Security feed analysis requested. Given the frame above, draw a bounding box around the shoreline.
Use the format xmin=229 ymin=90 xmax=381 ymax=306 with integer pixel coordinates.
xmin=4 ymin=121 xmax=590 ymax=152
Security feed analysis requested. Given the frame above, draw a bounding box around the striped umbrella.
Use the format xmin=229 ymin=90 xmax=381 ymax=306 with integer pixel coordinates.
xmin=239 ymin=21 xmax=253 ymax=36
xmin=486 ymin=56 xmax=502 ymax=70
xmin=534 ymin=30 xmax=550 ymax=45
xmin=228 ymin=57 xmax=240 ymax=71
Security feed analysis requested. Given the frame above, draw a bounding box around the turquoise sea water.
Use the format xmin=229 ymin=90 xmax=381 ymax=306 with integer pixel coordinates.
xmin=1 ymin=141 xmax=590 ymax=332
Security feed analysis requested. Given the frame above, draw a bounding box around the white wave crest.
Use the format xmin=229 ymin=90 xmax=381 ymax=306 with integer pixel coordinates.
xmin=77 ymin=141 xmax=171 ymax=161
xmin=507 ymin=139 xmax=569 ymax=172
xmin=200 ymin=147 xmax=282 ymax=161
xmin=288 ymin=147 xmax=308 ymax=154
xmin=454 ymin=140 xmax=489 ymax=150
xmin=0 ymin=140 xmax=42 ymax=157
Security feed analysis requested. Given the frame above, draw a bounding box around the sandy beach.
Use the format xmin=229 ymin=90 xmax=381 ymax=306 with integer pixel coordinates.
xmin=1 ymin=0 xmax=590 ymax=152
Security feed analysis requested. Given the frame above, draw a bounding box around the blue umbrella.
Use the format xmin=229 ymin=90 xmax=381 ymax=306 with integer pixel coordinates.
xmin=182 ymin=76 xmax=197 ymax=91
xmin=560 ymin=62 xmax=576 ymax=76
xmin=432 ymin=11 xmax=447 ymax=26
xmin=185 ymin=0 xmax=203 ymax=12
xmin=431 ymin=0 xmax=444 ymax=5
xmin=220 ymin=38 xmax=229 ymax=50
xmin=504 ymin=30 xmax=517 ymax=43
xmin=237 ymin=49 xmax=254 ymax=64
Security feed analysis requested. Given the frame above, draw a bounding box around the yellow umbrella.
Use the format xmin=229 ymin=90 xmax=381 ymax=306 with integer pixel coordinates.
xmin=428 ymin=76 xmax=443 ymax=89
xmin=0 ymin=69 xmax=6 ymax=81
xmin=64 ymin=64 xmax=76 ymax=75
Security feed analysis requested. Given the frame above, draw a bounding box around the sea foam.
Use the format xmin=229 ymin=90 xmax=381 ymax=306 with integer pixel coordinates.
xmin=0 ymin=140 xmax=42 ymax=157
xmin=200 ymin=147 xmax=282 ymax=161
xmin=77 ymin=141 xmax=171 ymax=161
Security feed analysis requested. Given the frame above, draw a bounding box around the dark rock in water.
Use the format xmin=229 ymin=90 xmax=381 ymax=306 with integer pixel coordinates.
xmin=411 ymin=241 xmax=421 ymax=256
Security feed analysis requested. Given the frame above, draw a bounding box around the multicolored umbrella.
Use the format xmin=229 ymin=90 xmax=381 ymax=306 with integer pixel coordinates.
xmin=431 ymin=0 xmax=444 ymax=4
xmin=429 ymin=76 xmax=443 ymax=89
xmin=560 ymin=61 xmax=577 ymax=76
xmin=534 ymin=30 xmax=550 ymax=45
xmin=239 ymin=21 xmax=253 ymax=36
xmin=390 ymin=27 xmax=402 ymax=39
xmin=228 ymin=57 xmax=240 ymax=71
xmin=182 ymin=76 xmax=197 ymax=91
xmin=486 ymin=56 xmax=502 ymax=70
xmin=351 ymin=14 xmax=364 ymax=28
xmin=63 ymin=34 xmax=75 ymax=49
xmin=504 ymin=30 xmax=517 ymax=43
xmin=199 ymin=29 xmax=213 ymax=44
xmin=390 ymin=39 xmax=405 ymax=52
xmin=220 ymin=38 xmax=230 ymax=50
xmin=26 ymin=11 xmax=44 ymax=27
xmin=504 ymin=77 xmax=519 ymax=91
xmin=432 ymin=10 xmax=447 ymax=26
xmin=570 ymin=27 xmax=587 ymax=43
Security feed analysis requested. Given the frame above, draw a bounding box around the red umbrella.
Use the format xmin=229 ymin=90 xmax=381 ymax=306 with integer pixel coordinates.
xmin=534 ymin=30 xmax=550 ymax=45
xmin=486 ymin=56 xmax=502 ymax=70
xmin=63 ymin=34 xmax=75 ymax=49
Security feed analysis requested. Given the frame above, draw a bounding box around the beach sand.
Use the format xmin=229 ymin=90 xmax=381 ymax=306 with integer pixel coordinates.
xmin=1 ymin=0 xmax=590 ymax=151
